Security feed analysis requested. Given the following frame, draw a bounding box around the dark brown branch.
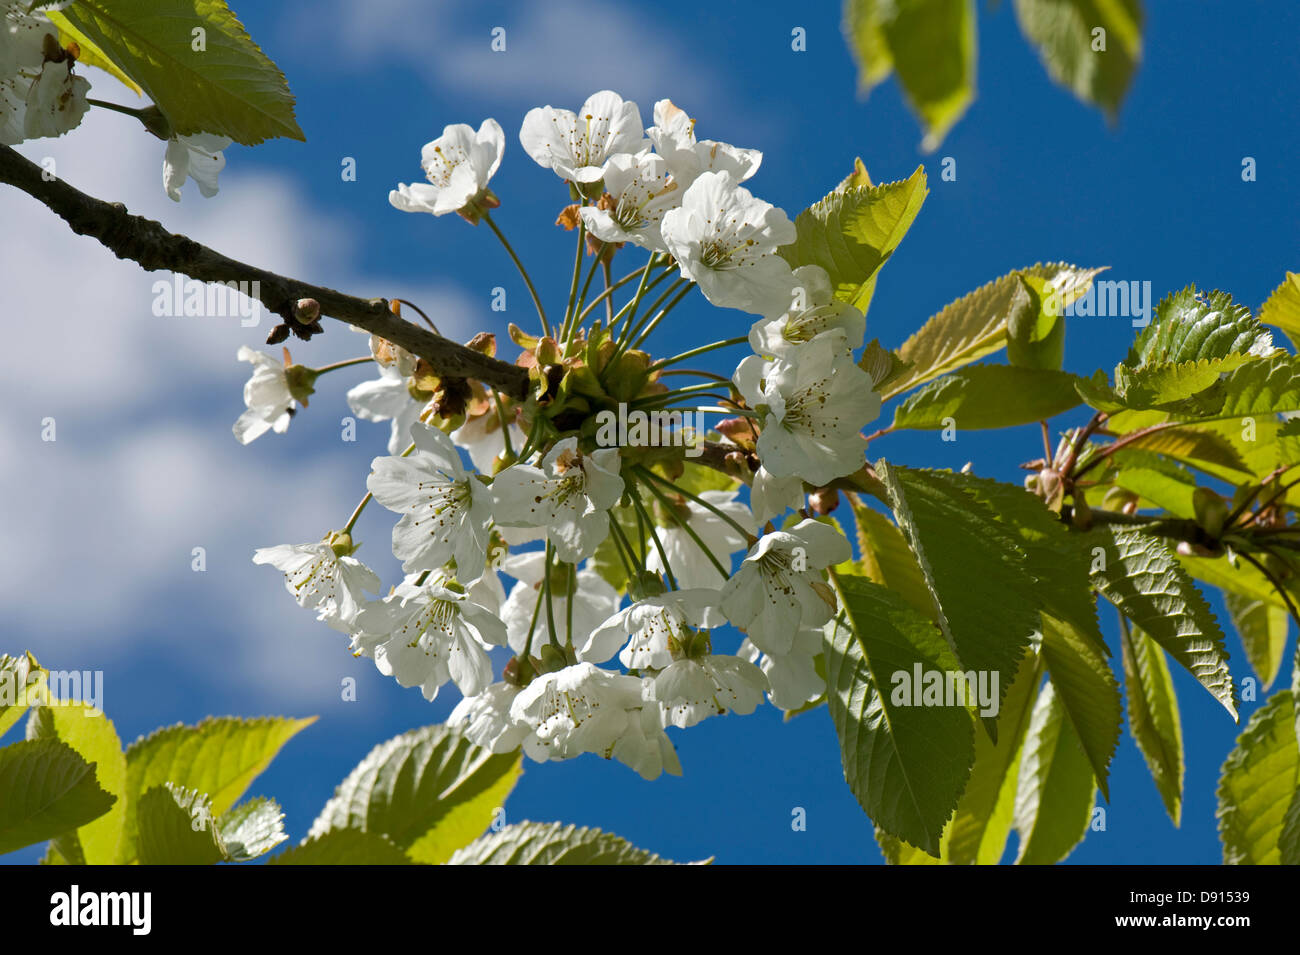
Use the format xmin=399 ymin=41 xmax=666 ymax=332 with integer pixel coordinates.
xmin=0 ymin=144 xmax=529 ymax=399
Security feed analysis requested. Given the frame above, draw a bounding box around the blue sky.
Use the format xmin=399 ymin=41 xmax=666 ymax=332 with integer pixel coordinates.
xmin=3 ymin=0 xmax=1298 ymax=864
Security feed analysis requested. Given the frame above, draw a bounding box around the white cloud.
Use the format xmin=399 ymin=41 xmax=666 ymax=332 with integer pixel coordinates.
xmin=0 ymin=101 xmax=477 ymax=705
xmin=296 ymin=0 xmax=729 ymax=115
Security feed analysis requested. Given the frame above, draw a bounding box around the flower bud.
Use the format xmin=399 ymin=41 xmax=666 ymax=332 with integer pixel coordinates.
xmin=293 ymin=298 xmax=321 ymax=325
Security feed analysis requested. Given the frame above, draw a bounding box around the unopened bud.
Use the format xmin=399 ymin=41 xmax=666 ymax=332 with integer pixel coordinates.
xmin=293 ymin=298 xmax=321 ymax=325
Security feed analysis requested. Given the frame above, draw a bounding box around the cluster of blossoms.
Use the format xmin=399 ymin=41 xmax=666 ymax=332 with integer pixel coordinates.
xmin=1 ymin=1 xmax=229 ymax=200
xmin=240 ymin=91 xmax=884 ymax=778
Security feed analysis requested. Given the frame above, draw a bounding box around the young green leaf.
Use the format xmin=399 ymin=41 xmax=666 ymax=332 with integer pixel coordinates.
xmin=843 ymin=0 xmax=974 ymax=150
xmin=847 ymin=493 xmax=936 ymax=620
xmin=946 ymin=649 xmax=1042 ymax=865
xmin=135 ymin=783 xmax=225 ymax=865
xmin=307 ymin=724 xmax=521 ymax=861
xmin=26 ymin=702 xmax=127 ymax=865
xmin=1120 ymin=619 xmax=1184 ymax=825
xmin=889 ymin=263 xmax=1102 ymax=399
xmin=778 ymin=165 xmax=927 ymax=312
xmin=57 ymin=0 xmax=305 ymax=145
xmin=269 ymin=829 xmax=413 ymax=865
xmin=1216 ymin=689 xmax=1299 ymax=864
xmin=891 ymin=365 xmax=1083 ymax=430
xmin=1091 ymin=527 xmax=1238 ymax=719
xmin=1012 ymin=682 xmax=1097 ymax=864
xmin=875 ymin=463 xmax=1046 ymax=712
xmin=825 ymin=576 xmax=976 ymax=856
xmin=1223 ymin=593 xmax=1291 ymax=691
xmin=1013 ymin=0 xmax=1143 ymax=119
xmin=0 ymin=652 xmax=44 ymax=740
xmin=1041 ymin=615 xmax=1121 ymax=798
xmin=1259 ymin=270 xmax=1300 ymax=349
xmin=120 ymin=715 xmax=314 ymax=863
xmin=0 ymin=738 xmax=116 ymax=855
xmin=218 ymin=796 xmax=287 ymax=862
xmin=448 ymin=821 xmax=685 ymax=865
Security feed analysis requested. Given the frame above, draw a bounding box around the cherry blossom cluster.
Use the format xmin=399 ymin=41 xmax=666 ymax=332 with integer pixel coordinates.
xmin=239 ymin=91 xmax=884 ymax=778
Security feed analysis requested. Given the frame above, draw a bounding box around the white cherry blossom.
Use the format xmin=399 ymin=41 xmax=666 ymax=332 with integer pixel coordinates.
xmin=389 ymin=118 xmax=504 ymax=217
xmin=749 ymin=466 xmax=804 ymax=526
xmin=491 ymin=437 xmax=624 ymax=563
xmin=232 ymin=346 xmax=295 ymax=444
xmin=352 ymin=574 xmax=503 ymax=701
xmin=252 ymin=539 xmax=380 ymax=633
xmin=584 ymin=588 xmax=725 ymax=667
xmin=739 ymin=629 xmax=826 ymax=711
xmin=21 ymin=58 xmax=88 ymax=140
xmin=366 ymin=421 xmax=494 ymax=579
xmin=451 ymin=407 xmax=524 ymax=474
xmin=647 ymin=653 xmax=768 ymax=728
xmin=646 ymin=98 xmax=761 ymax=187
xmin=164 ymin=134 xmax=231 ymax=202
xmin=608 ymin=702 xmax=681 ymax=780
xmin=734 ymin=334 xmax=879 ymax=486
xmin=719 ymin=519 xmax=848 ymax=655
xmin=509 ymin=662 xmax=644 ymax=763
xmin=346 ymin=362 xmax=429 ymax=455
xmin=644 ymin=488 xmax=752 ymax=589
xmin=748 ymin=264 xmax=865 ymax=357
xmin=448 ymin=681 xmax=528 ymax=754
xmin=519 ymin=90 xmax=646 ymax=184
xmin=577 ymin=150 xmax=680 ymax=252
xmin=660 ymin=170 xmax=796 ymax=315
xmin=498 ymin=551 xmax=619 ymax=654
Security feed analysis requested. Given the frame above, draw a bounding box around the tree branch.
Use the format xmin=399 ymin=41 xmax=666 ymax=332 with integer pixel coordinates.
xmin=0 ymin=144 xmax=529 ymax=399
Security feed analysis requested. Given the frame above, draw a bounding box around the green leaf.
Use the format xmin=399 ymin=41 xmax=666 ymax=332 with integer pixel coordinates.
xmin=891 ymin=364 xmax=1083 ymax=430
xmin=947 ymin=649 xmax=1043 ymax=864
xmin=448 ymin=821 xmax=684 ymax=865
xmin=843 ymin=0 xmax=975 ymax=150
xmin=1126 ymin=287 xmax=1274 ymax=370
xmin=847 ymin=493 xmax=935 ymax=619
xmin=406 ymin=754 xmax=522 ymax=865
xmin=0 ymin=738 xmax=116 ymax=855
xmin=1181 ymin=551 xmax=1289 ymax=608
xmin=1259 ymin=271 xmax=1300 ymax=349
xmin=307 ymin=724 xmax=521 ymax=858
xmin=58 ymin=0 xmax=305 ymax=145
xmin=889 ymin=263 xmax=1103 ymax=399
xmin=1007 ymin=273 xmax=1066 ymax=370
xmin=1091 ymin=527 xmax=1238 ymax=719
xmin=859 ymin=339 xmax=913 ymax=393
xmin=1041 ymin=615 xmax=1122 ymax=798
xmin=825 ymin=576 xmax=975 ymax=856
xmin=1013 ymin=681 xmax=1097 ymax=864
xmin=269 ymin=829 xmax=413 ymax=865
xmin=1120 ymin=619 xmax=1184 ymax=825
xmin=1281 ymin=788 xmax=1300 ymax=865
xmin=27 ymin=703 xmax=127 ymax=865
xmin=1012 ymin=0 xmax=1142 ymax=118
xmin=1224 ymin=592 xmax=1291 ymax=691
xmin=0 ymin=651 xmax=45 ymax=740
xmin=120 ymin=715 xmax=314 ymax=863
xmin=46 ymin=9 xmax=144 ymax=95
xmin=778 ymin=165 xmax=927 ymax=312
xmin=1110 ymin=467 xmax=1197 ymax=518
xmin=1100 ymin=419 xmax=1250 ymax=481
xmin=1216 ymin=689 xmax=1299 ymax=864
xmin=1213 ymin=353 xmax=1300 ymax=420
xmin=218 ymin=796 xmax=287 ymax=861
xmin=135 ymin=783 xmax=225 ymax=865
xmin=875 ymin=463 xmax=1046 ymax=710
